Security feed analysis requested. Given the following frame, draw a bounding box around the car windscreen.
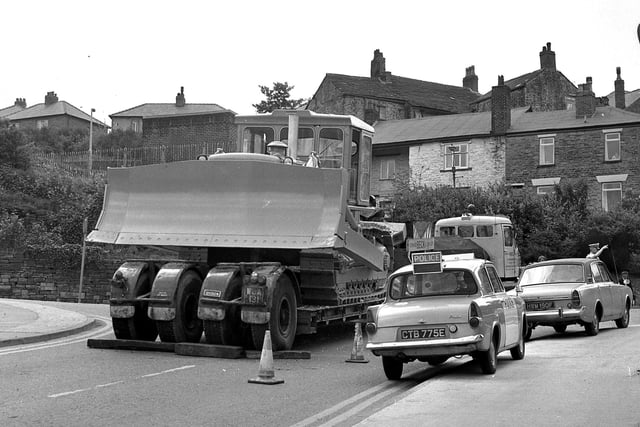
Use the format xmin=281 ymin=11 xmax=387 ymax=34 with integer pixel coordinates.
xmin=519 ymin=264 xmax=585 ymax=286
xmin=389 ymin=269 xmax=478 ymax=300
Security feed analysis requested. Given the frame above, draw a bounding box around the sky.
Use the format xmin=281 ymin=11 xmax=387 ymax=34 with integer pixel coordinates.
xmin=2 ymin=0 xmax=640 ymax=127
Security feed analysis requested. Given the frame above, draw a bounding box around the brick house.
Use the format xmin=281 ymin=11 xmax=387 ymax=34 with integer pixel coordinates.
xmin=110 ymin=87 xmax=237 ymax=150
xmin=471 ymin=43 xmax=582 ymax=113
xmin=372 ymin=72 xmax=640 ymax=213
xmin=5 ymin=92 xmax=107 ymax=132
xmin=306 ymin=49 xmax=480 ymax=125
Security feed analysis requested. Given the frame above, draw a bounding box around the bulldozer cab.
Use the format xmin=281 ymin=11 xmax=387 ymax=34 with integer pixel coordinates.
xmin=235 ymin=110 xmax=373 ymax=207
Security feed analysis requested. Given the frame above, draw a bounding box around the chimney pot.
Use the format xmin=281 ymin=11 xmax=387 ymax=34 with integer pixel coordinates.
xmin=491 ymin=75 xmax=511 ymax=135
xmin=614 ymin=66 xmax=626 ymax=109
xmin=463 ymin=65 xmax=478 ymax=92
xmin=176 ymin=87 xmax=186 ymax=107
xmin=539 ymin=42 xmax=556 ymax=71
xmin=370 ymin=49 xmax=386 ymax=79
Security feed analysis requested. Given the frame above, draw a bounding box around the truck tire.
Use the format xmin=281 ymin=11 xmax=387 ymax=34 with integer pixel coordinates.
xmin=157 ymin=270 xmax=203 ymax=343
xmin=112 ymin=271 xmax=158 ymax=341
xmin=251 ymin=275 xmax=297 ymax=351
xmin=204 ymin=276 xmax=246 ymax=346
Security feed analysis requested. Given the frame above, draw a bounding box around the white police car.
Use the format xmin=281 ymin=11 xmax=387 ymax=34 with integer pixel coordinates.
xmin=365 ymin=253 xmax=526 ymax=379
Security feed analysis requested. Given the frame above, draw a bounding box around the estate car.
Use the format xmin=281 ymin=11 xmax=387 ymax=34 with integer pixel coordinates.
xmin=365 ymin=253 xmax=526 ymax=380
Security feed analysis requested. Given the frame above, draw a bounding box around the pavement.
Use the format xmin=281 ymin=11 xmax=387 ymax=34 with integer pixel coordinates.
xmin=0 ymin=298 xmax=97 ymax=347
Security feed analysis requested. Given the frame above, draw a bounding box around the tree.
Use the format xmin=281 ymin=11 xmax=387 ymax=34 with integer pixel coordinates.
xmin=0 ymin=125 xmax=32 ymax=170
xmin=253 ymin=82 xmax=307 ymax=113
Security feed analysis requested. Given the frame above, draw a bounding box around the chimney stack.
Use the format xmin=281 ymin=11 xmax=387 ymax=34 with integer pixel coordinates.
xmin=614 ymin=67 xmax=626 ymax=109
xmin=491 ymin=75 xmax=511 ymax=135
xmin=44 ymin=91 xmax=58 ymax=105
xmin=539 ymin=42 xmax=556 ymax=71
xmin=575 ymin=77 xmax=596 ymax=118
xmin=14 ymin=98 xmax=26 ymax=108
xmin=176 ymin=86 xmax=186 ymax=107
xmin=463 ymin=66 xmax=478 ymax=92
xmin=370 ymin=49 xmax=386 ymax=79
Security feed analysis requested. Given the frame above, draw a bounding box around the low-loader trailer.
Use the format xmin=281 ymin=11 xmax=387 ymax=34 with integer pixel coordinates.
xmin=88 ymin=110 xmax=405 ymax=350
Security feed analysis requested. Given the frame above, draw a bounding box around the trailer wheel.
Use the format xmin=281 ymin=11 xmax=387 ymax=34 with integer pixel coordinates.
xmin=204 ymin=276 xmax=246 ymax=346
xmin=157 ymin=270 xmax=203 ymax=343
xmin=112 ymin=271 xmax=158 ymax=341
xmin=251 ymin=275 xmax=297 ymax=351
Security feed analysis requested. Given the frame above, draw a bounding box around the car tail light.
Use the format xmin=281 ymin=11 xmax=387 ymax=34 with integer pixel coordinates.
xmin=468 ymin=302 xmax=481 ymax=327
xmin=571 ymin=290 xmax=581 ymax=308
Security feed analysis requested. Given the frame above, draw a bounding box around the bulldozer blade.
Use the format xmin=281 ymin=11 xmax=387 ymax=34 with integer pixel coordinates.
xmin=88 ymin=157 xmax=383 ymax=270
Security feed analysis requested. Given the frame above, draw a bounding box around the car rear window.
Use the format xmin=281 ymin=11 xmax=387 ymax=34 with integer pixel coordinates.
xmin=519 ymin=264 xmax=585 ymax=286
xmin=389 ymin=269 xmax=478 ymax=299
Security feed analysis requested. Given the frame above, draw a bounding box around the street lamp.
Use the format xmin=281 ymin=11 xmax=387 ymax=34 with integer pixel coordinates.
xmin=447 ymin=145 xmax=459 ymax=188
xmin=88 ymin=108 xmax=95 ymax=172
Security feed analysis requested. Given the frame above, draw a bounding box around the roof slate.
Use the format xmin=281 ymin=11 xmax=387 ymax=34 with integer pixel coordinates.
xmin=0 ymin=104 xmax=24 ymax=118
xmin=322 ymin=73 xmax=479 ymax=114
xmin=6 ymin=101 xmax=107 ymax=127
xmin=373 ymin=106 xmax=640 ymax=145
xmin=111 ymin=103 xmax=234 ymax=119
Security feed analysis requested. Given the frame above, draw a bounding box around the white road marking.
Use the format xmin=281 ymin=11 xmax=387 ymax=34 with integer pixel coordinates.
xmin=0 ymin=316 xmax=113 ymax=356
xmin=48 ymin=365 xmax=195 ymax=398
xmin=141 ymin=365 xmax=195 ymax=378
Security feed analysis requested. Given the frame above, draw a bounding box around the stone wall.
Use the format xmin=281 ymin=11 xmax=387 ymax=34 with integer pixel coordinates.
xmin=0 ymin=249 xmax=120 ymax=304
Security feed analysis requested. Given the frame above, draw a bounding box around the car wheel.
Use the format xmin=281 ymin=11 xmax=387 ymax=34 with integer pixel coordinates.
xmin=479 ymin=334 xmax=498 ymax=374
xmin=553 ymin=324 xmax=567 ymax=334
xmin=615 ymin=304 xmax=630 ymax=329
xmin=584 ymin=310 xmax=600 ymax=336
xmin=382 ymin=356 xmax=403 ymax=380
xmin=510 ymin=324 xmax=525 ymax=360
xmin=524 ymin=324 xmax=533 ymax=341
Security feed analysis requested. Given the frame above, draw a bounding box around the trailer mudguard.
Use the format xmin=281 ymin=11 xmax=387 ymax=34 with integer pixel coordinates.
xmin=109 ymin=261 xmax=148 ymax=319
xmin=197 ymin=264 xmax=241 ymax=321
xmin=147 ymin=262 xmax=196 ymax=321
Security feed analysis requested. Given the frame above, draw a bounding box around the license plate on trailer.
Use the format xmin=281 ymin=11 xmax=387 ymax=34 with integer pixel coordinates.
xmin=243 ymin=287 xmax=265 ymax=305
xmin=399 ymin=327 xmax=447 ymax=340
xmin=526 ymin=301 xmax=553 ymax=311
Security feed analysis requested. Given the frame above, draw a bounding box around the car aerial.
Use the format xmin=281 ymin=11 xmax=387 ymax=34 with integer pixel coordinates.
xmin=365 ymin=252 xmax=526 ymax=380
xmin=514 ymin=257 xmax=633 ymax=339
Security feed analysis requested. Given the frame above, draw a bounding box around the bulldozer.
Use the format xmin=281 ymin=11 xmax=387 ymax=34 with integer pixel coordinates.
xmin=87 ymin=110 xmax=406 ymax=350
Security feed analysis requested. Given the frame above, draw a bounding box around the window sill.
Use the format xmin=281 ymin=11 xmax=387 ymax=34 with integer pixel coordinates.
xmin=440 ymin=167 xmax=472 ymax=173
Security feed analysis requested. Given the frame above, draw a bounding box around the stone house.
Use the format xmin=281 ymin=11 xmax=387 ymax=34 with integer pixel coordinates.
xmin=307 ymin=49 xmax=480 ymax=125
xmin=4 ymin=92 xmax=108 ymax=132
xmin=110 ymin=87 xmax=237 ymax=151
xmin=471 ymin=43 xmax=586 ymax=113
xmin=372 ymin=72 xmax=640 ymax=213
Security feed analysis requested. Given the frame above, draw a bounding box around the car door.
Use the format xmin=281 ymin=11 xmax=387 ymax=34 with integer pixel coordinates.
xmin=596 ymin=262 xmax=619 ymax=320
xmin=486 ymin=265 xmax=518 ymax=347
xmin=591 ymin=262 xmax=614 ymax=319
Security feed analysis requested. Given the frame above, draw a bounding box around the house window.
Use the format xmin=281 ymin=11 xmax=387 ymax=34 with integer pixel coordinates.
xmin=602 ymin=182 xmax=622 ymax=211
xmin=444 ymin=144 xmax=468 ymax=169
xmin=604 ymin=132 xmax=621 ymax=161
xmin=539 ymin=137 xmax=554 ymax=165
xmin=37 ymin=119 xmax=48 ymax=129
xmin=380 ymin=158 xmax=395 ymax=180
xmin=537 ymin=185 xmax=555 ymax=195
xmin=131 ymin=121 xmax=138 ymax=132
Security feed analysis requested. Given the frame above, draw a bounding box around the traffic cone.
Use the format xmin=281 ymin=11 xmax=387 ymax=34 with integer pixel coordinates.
xmin=248 ymin=330 xmax=284 ymax=385
xmin=346 ymin=322 xmax=369 ymax=363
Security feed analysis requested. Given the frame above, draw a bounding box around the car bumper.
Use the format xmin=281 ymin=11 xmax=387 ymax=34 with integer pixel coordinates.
xmin=366 ymin=334 xmax=485 ymax=358
xmin=526 ymin=306 xmax=585 ymax=324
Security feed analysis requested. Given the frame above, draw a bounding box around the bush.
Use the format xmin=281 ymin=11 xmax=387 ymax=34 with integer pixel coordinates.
xmin=0 ymin=127 xmax=32 ymax=169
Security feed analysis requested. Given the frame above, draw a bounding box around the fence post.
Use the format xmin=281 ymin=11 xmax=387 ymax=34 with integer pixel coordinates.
xmin=78 ymin=218 xmax=88 ymax=303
